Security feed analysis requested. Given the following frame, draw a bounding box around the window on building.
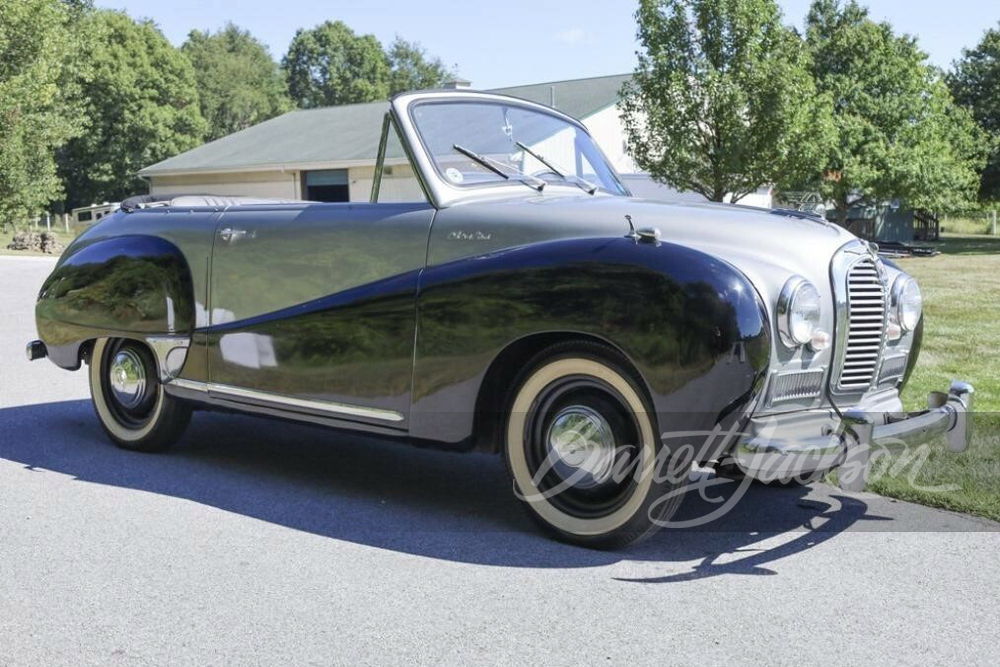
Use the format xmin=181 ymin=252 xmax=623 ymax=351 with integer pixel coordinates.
xmin=304 ymin=169 xmax=350 ymax=202
xmin=76 ymin=211 xmax=92 ymax=222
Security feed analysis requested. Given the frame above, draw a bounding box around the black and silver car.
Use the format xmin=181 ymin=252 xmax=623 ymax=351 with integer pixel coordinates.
xmin=28 ymin=90 xmax=973 ymax=548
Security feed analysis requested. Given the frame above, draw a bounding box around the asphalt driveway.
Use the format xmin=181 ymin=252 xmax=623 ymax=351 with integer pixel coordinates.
xmin=1 ymin=255 xmax=998 ymax=666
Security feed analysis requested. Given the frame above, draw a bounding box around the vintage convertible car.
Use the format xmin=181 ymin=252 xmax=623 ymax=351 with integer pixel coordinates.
xmin=28 ymin=90 xmax=973 ymax=548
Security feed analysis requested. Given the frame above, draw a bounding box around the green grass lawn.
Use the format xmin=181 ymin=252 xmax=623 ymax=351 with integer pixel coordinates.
xmin=853 ymin=234 xmax=1000 ymax=521
xmin=940 ymin=214 xmax=998 ymax=236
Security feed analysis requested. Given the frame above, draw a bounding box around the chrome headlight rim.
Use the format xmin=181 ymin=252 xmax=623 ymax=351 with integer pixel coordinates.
xmin=777 ymin=276 xmax=822 ymax=348
xmin=891 ymin=275 xmax=922 ymax=332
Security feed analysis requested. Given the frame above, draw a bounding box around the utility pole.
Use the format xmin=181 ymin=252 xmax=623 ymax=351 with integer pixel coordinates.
xmin=993 ymin=209 xmax=997 ymax=236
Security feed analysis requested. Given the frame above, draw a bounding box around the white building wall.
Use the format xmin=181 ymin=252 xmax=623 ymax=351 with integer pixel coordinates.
xmin=148 ymin=170 xmax=300 ymax=199
xmin=349 ymin=164 xmax=426 ymax=203
xmin=349 ymin=166 xmax=374 ymax=202
xmin=583 ymin=105 xmax=640 ymax=175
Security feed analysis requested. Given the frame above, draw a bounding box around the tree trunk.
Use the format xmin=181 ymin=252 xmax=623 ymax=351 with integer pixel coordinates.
xmin=835 ymin=198 xmax=849 ymax=227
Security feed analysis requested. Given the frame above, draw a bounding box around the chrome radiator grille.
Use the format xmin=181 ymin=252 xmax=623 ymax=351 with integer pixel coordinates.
xmin=839 ymin=258 xmax=887 ymax=390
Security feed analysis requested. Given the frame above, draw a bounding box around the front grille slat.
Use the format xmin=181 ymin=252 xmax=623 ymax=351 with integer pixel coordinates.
xmin=838 ymin=257 xmax=887 ymax=390
xmin=767 ymin=369 xmax=826 ymax=404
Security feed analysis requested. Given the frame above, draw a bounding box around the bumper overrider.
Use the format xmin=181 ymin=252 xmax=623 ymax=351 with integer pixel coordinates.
xmin=732 ymin=381 xmax=974 ymax=491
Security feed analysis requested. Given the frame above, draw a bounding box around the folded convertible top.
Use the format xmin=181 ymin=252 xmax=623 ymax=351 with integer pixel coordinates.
xmin=120 ymin=193 xmax=310 ymax=212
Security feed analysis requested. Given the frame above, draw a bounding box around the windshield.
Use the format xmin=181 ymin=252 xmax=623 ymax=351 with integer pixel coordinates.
xmin=410 ymin=101 xmax=628 ymax=196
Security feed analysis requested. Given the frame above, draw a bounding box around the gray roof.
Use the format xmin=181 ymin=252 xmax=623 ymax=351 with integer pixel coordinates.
xmin=490 ymin=73 xmax=630 ymax=121
xmin=139 ymin=73 xmax=631 ymax=176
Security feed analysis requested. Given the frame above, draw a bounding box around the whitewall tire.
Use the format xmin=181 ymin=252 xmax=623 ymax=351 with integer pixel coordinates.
xmin=89 ymin=338 xmax=191 ymax=452
xmin=503 ymin=342 xmax=686 ymax=549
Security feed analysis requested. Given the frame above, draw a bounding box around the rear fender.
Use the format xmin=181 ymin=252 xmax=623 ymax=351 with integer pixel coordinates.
xmin=35 ymin=235 xmax=195 ymax=372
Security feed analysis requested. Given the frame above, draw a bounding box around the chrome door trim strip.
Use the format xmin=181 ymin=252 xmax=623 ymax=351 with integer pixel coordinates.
xmin=164 ymin=378 xmax=405 ymax=423
xmin=166 ymin=378 xmax=207 ymax=393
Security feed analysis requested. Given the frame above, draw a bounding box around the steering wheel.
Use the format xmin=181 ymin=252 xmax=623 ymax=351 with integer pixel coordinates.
xmin=530 ymin=169 xmax=561 ymax=179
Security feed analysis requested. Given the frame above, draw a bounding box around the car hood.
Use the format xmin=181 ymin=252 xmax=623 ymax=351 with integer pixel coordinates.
xmin=459 ymin=194 xmax=856 ymax=296
xmin=540 ymin=195 xmax=854 ymax=275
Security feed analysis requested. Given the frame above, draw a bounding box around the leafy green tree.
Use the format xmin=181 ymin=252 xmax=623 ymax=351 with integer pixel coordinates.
xmin=57 ymin=10 xmax=206 ymax=208
xmin=282 ymin=21 xmax=390 ymax=108
xmin=0 ymin=0 xmax=83 ymax=226
xmin=387 ymin=36 xmax=454 ymax=95
xmin=804 ymin=0 xmax=985 ymax=222
xmin=620 ymin=0 xmax=832 ymax=202
xmin=949 ymin=22 xmax=1000 ymax=202
xmin=182 ymin=23 xmax=292 ymax=141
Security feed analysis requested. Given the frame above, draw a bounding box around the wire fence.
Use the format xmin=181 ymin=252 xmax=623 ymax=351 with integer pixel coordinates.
xmin=1 ymin=213 xmax=93 ymax=239
xmin=940 ymin=209 xmax=999 ymax=236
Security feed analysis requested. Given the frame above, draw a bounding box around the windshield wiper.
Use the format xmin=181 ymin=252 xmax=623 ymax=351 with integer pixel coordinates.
xmin=516 ymin=142 xmax=598 ymax=195
xmin=453 ymin=144 xmax=545 ymax=192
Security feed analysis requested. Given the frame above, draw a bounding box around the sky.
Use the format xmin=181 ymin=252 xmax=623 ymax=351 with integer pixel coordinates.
xmin=97 ymin=0 xmax=999 ymax=89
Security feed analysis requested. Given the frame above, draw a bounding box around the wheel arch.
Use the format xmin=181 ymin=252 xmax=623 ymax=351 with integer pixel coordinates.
xmin=470 ymin=331 xmax=650 ymax=453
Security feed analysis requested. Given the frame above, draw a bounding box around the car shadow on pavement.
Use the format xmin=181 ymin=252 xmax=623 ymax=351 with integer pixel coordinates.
xmin=1 ymin=400 xmax=890 ymax=580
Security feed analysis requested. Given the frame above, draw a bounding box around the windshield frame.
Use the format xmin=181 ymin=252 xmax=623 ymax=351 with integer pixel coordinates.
xmin=390 ymin=91 xmax=629 ymax=208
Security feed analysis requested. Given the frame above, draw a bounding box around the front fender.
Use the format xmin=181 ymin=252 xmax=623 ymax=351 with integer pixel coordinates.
xmin=35 ymin=235 xmax=195 ymax=369
xmin=409 ymin=236 xmax=771 ymax=451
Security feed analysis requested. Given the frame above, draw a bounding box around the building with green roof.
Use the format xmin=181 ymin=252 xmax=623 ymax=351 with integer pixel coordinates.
xmin=138 ymin=74 xmax=641 ymax=202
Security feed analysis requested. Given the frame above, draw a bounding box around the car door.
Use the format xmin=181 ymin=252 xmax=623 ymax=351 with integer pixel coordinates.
xmin=206 ymin=201 xmax=434 ymax=429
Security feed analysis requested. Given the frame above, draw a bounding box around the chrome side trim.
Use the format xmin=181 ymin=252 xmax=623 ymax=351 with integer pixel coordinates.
xmin=164 ymin=378 xmax=404 ymax=423
xmin=166 ymin=378 xmax=207 ymax=393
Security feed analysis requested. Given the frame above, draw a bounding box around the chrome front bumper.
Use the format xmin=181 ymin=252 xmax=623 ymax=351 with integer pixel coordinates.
xmin=732 ymin=381 xmax=974 ymax=490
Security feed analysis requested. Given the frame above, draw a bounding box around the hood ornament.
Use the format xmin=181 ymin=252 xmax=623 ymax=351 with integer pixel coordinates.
xmin=625 ymin=215 xmax=638 ymax=240
xmin=625 ymin=215 xmax=661 ymax=245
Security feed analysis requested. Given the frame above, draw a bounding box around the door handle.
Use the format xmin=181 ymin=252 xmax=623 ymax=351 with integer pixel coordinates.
xmin=218 ymin=227 xmax=254 ymax=243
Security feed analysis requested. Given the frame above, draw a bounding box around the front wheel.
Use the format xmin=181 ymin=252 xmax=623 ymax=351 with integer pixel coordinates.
xmin=503 ymin=342 xmax=686 ymax=549
xmin=89 ymin=338 xmax=191 ymax=452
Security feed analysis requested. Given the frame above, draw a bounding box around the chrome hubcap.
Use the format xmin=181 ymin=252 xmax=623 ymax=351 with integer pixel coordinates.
xmin=546 ymin=405 xmax=617 ymax=489
xmin=109 ymin=349 xmax=147 ymax=409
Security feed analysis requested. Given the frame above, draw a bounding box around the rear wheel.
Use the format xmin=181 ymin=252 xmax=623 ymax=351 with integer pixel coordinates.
xmin=89 ymin=338 xmax=191 ymax=452
xmin=503 ymin=342 xmax=686 ymax=549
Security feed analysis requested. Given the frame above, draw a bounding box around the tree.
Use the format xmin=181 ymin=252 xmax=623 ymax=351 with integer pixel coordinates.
xmin=949 ymin=22 xmax=1000 ymax=202
xmin=57 ymin=10 xmax=206 ymax=208
xmin=387 ymin=36 xmax=454 ymax=95
xmin=804 ymin=0 xmax=985 ymax=222
xmin=620 ymin=0 xmax=832 ymax=202
xmin=182 ymin=23 xmax=292 ymax=141
xmin=282 ymin=21 xmax=390 ymax=108
xmin=0 ymin=0 xmax=83 ymax=226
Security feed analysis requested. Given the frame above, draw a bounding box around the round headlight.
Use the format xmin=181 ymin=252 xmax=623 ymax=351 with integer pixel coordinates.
xmin=893 ymin=276 xmax=922 ymax=331
xmin=778 ymin=277 xmax=822 ymax=347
